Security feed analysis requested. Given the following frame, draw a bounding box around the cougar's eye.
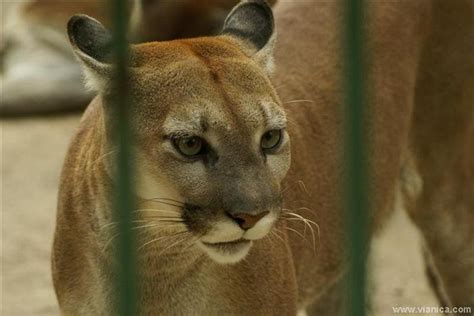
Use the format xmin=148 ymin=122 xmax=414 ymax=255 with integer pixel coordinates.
xmin=174 ymin=136 xmax=205 ymax=157
xmin=261 ymin=129 xmax=283 ymax=151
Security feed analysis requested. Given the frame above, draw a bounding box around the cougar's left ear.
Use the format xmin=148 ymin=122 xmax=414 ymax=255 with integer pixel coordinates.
xmin=67 ymin=15 xmax=115 ymax=91
xmin=222 ymin=0 xmax=276 ymax=73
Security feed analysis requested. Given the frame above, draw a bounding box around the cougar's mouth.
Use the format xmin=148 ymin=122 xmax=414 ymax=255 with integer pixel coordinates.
xmin=199 ymin=239 xmax=253 ymax=264
xmin=203 ymin=238 xmax=251 ymax=250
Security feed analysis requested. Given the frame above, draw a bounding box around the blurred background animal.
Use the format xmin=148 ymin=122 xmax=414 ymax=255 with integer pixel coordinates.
xmin=0 ymin=0 xmax=276 ymax=116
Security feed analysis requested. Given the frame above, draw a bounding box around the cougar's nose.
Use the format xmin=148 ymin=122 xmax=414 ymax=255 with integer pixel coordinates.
xmin=228 ymin=211 xmax=270 ymax=230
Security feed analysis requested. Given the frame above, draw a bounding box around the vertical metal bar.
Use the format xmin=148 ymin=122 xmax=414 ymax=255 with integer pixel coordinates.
xmin=110 ymin=0 xmax=137 ymax=314
xmin=343 ymin=0 xmax=368 ymax=315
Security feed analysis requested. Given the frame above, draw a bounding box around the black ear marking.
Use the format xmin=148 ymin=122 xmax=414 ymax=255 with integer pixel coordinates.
xmin=67 ymin=15 xmax=113 ymax=63
xmin=222 ymin=0 xmax=274 ymax=50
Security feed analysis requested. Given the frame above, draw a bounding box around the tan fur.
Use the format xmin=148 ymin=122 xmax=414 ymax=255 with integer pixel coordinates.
xmin=53 ymin=0 xmax=473 ymax=314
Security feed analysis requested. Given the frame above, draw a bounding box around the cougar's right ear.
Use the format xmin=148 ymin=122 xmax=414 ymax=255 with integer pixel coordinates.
xmin=67 ymin=15 xmax=114 ymax=91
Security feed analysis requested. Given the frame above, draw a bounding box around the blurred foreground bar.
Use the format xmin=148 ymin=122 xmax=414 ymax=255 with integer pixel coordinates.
xmin=110 ymin=0 xmax=137 ymax=315
xmin=343 ymin=0 xmax=369 ymax=315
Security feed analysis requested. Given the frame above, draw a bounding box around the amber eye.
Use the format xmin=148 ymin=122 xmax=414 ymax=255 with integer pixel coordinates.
xmin=261 ymin=129 xmax=283 ymax=151
xmin=174 ymin=136 xmax=204 ymax=157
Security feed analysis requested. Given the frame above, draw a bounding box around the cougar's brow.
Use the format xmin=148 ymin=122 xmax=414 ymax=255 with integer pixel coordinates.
xmin=260 ymin=101 xmax=287 ymax=130
xmin=162 ymin=116 xmax=207 ymax=137
xmin=176 ymin=44 xmax=251 ymax=139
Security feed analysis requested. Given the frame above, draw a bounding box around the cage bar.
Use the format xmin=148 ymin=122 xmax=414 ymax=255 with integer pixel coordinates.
xmin=343 ymin=0 xmax=369 ymax=315
xmin=110 ymin=0 xmax=137 ymax=314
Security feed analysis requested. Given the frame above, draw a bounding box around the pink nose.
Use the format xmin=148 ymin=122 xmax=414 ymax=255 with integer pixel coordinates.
xmin=228 ymin=211 xmax=269 ymax=230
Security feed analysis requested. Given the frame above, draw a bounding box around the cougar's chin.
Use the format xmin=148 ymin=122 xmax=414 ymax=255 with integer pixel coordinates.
xmin=198 ymin=239 xmax=253 ymax=264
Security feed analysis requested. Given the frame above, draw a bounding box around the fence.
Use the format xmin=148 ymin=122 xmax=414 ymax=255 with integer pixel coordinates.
xmin=109 ymin=0 xmax=369 ymax=315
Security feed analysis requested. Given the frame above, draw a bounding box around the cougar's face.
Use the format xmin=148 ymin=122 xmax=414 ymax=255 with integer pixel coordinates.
xmin=67 ymin=1 xmax=282 ymax=263
xmin=131 ymin=39 xmax=291 ymax=263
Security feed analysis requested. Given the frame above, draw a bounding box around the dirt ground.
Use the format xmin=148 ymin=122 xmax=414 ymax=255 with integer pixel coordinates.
xmin=1 ymin=114 xmax=442 ymax=315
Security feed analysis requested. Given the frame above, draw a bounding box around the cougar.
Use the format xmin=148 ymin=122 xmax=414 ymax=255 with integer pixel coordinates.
xmin=52 ymin=0 xmax=473 ymax=314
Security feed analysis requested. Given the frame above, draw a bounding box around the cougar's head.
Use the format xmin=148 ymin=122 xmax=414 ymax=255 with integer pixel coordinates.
xmin=68 ymin=1 xmax=290 ymax=264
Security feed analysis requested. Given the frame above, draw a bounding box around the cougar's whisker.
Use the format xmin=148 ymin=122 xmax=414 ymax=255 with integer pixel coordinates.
xmin=270 ymin=229 xmax=286 ymax=246
xmin=137 ymin=219 xmax=184 ymax=224
xmin=284 ymin=211 xmax=321 ymax=241
xmin=102 ymin=228 xmax=152 ymax=253
xmin=296 ymin=206 xmax=312 ymax=212
xmin=133 ymin=212 xmax=183 ymax=222
xmin=280 ymin=184 xmax=292 ymax=194
xmin=133 ymin=208 xmax=180 ymax=215
xmin=180 ymin=236 xmax=200 ymax=253
xmin=282 ymin=210 xmax=320 ymax=251
xmin=92 ymin=150 xmax=117 ymax=166
xmin=284 ymin=226 xmax=313 ymax=248
xmin=297 ymin=180 xmax=310 ymax=195
xmin=283 ymin=99 xmax=315 ymax=105
xmin=99 ymin=221 xmax=118 ymax=230
xmin=273 ymin=84 xmax=287 ymax=91
xmin=144 ymin=200 xmax=184 ymax=208
xmin=137 ymin=231 xmax=188 ymax=251
xmin=101 ymin=216 xmax=184 ymax=234
xmin=283 ymin=217 xmax=317 ymax=252
xmin=149 ymin=197 xmax=186 ymax=205
xmin=140 ymin=197 xmax=185 ymax=207
xmin=157 ymin=233 xmax=193 ymax=256
xmin=135 ymin=215 xmax=183 ymax=220
xmin=132 ymin=223 xmax=185 ymax=231
xmin=102 ymin=232 xmax=120 ymax=253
